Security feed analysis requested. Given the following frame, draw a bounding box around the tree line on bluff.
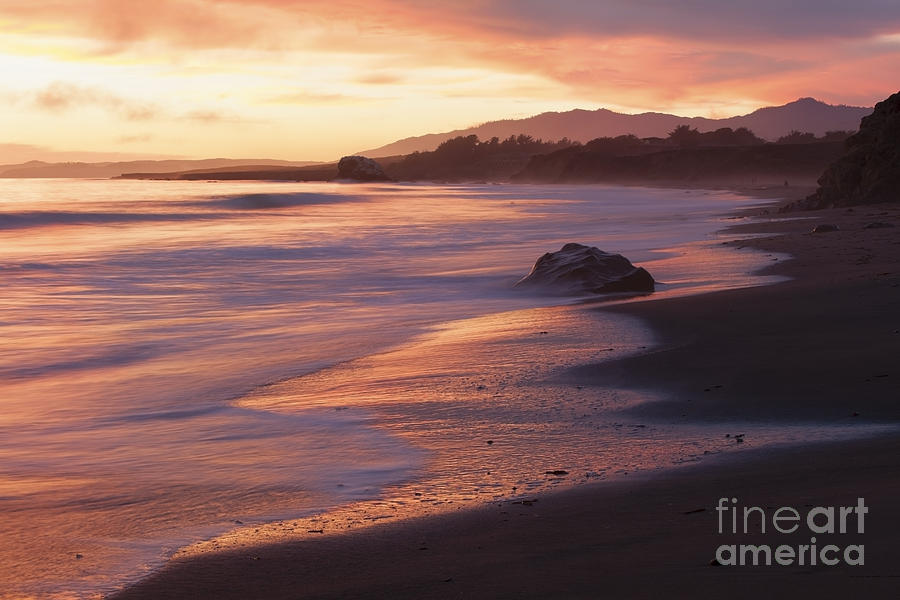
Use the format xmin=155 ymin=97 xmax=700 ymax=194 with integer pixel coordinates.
xmin=383 ymin=127 xmax=853 ymax=183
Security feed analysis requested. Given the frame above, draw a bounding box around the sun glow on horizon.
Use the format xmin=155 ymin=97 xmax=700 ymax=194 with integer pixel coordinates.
xmin=1 ymin=1 xmax=898 ymax=162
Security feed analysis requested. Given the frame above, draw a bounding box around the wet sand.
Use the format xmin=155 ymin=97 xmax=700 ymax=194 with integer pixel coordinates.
xmin=111 ymin=200 xmax=900 ymax=600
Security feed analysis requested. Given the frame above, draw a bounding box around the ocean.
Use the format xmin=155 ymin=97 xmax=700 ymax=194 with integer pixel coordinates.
xmin=0 ymin=180 xmax=877 ymax=598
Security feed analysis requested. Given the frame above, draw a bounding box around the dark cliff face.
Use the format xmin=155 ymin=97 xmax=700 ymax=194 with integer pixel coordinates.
xmin=791 ymin=92 xmax=900 ymax=210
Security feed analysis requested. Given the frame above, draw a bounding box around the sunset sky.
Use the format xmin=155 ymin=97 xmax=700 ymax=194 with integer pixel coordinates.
xmin=1 ymin=0 xmax=899 ymax=163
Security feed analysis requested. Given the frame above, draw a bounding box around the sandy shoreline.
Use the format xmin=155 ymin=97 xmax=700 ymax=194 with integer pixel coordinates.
xmin=111 ymin=436 xmax=900 ymax=599
xmin=110 ymin=196 xmax=900 ymax=599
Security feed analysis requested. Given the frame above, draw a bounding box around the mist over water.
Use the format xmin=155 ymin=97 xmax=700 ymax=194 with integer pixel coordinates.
xmin=0 ymin=180 xmax=798 ymax=597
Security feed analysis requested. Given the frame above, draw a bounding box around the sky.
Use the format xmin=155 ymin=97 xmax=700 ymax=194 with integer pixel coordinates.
xmin=1 ymin=0 xmax=899 ymax=163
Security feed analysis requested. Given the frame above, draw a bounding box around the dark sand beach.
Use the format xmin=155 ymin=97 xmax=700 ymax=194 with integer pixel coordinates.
xmin=112 ymin=199 xmax=900 ymax=600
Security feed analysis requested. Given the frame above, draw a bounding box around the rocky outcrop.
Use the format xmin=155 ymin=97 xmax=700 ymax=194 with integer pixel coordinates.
xmin=514 ymin=243 xmax=654 ymax=295
xmin=337 ymin=156 xmax=389 ymax=181
xmin=788 ymin=91 xmax=899 ymax=210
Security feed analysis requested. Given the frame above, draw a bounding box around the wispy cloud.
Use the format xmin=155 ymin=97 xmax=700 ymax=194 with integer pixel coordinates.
xmin=24 ymin=82 xmax=258 ymax=125
xmin=30 ymin=82 xmax=160 ymax=120
xmin=180 ymin=109 xmax=259 ymax=124
xmin=116 ymin=133 xmax=154 ymax=144
xmin=355 ymin=72 xmax=404 ymax=85
xmin=264 ymin=91 xmax=361 ymax=105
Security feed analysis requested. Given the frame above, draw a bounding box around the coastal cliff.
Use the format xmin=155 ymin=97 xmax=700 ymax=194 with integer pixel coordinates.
xmin=789 ymin=91 xmax=900 ymax=210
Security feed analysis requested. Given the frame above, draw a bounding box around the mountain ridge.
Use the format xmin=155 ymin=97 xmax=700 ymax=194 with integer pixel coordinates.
xmin=359 ymin=98 xmax=871 ymax=157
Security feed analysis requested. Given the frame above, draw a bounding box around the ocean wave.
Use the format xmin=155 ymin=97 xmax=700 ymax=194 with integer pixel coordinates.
xmin=0 ymin=211 xmax=223 ymax=230
xmin=0 ymin=343 xmax=161 ymax=379
xmin=202 ymin=192 xmax=363 ymax=210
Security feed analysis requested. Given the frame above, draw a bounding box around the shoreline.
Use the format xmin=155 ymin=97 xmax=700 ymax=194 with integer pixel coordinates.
xmin=111 ymin=433 xmax=900 ymax=599
xmin=110 ymin=194 xmax=900 ymax=599
xmin=572 ymin=203 xmax=900 ymax=424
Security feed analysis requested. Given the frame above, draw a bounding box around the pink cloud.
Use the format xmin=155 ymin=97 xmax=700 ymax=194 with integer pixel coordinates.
xmin=11 ymin=1 xmax=896 ymax=50
xmin=3 ymin=1 xmax=899 ymax=112
xmin=0 ymin=0 xmax=270 ymax=50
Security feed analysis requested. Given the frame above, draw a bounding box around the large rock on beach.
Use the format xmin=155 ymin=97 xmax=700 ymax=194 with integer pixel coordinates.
xmin=514 ymin=243 xmax=654 ymax=295
xmin=337 ymin=155 xmax=389 ymax=181
xmin=788 ymin=91 xmax=900 ymax=210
